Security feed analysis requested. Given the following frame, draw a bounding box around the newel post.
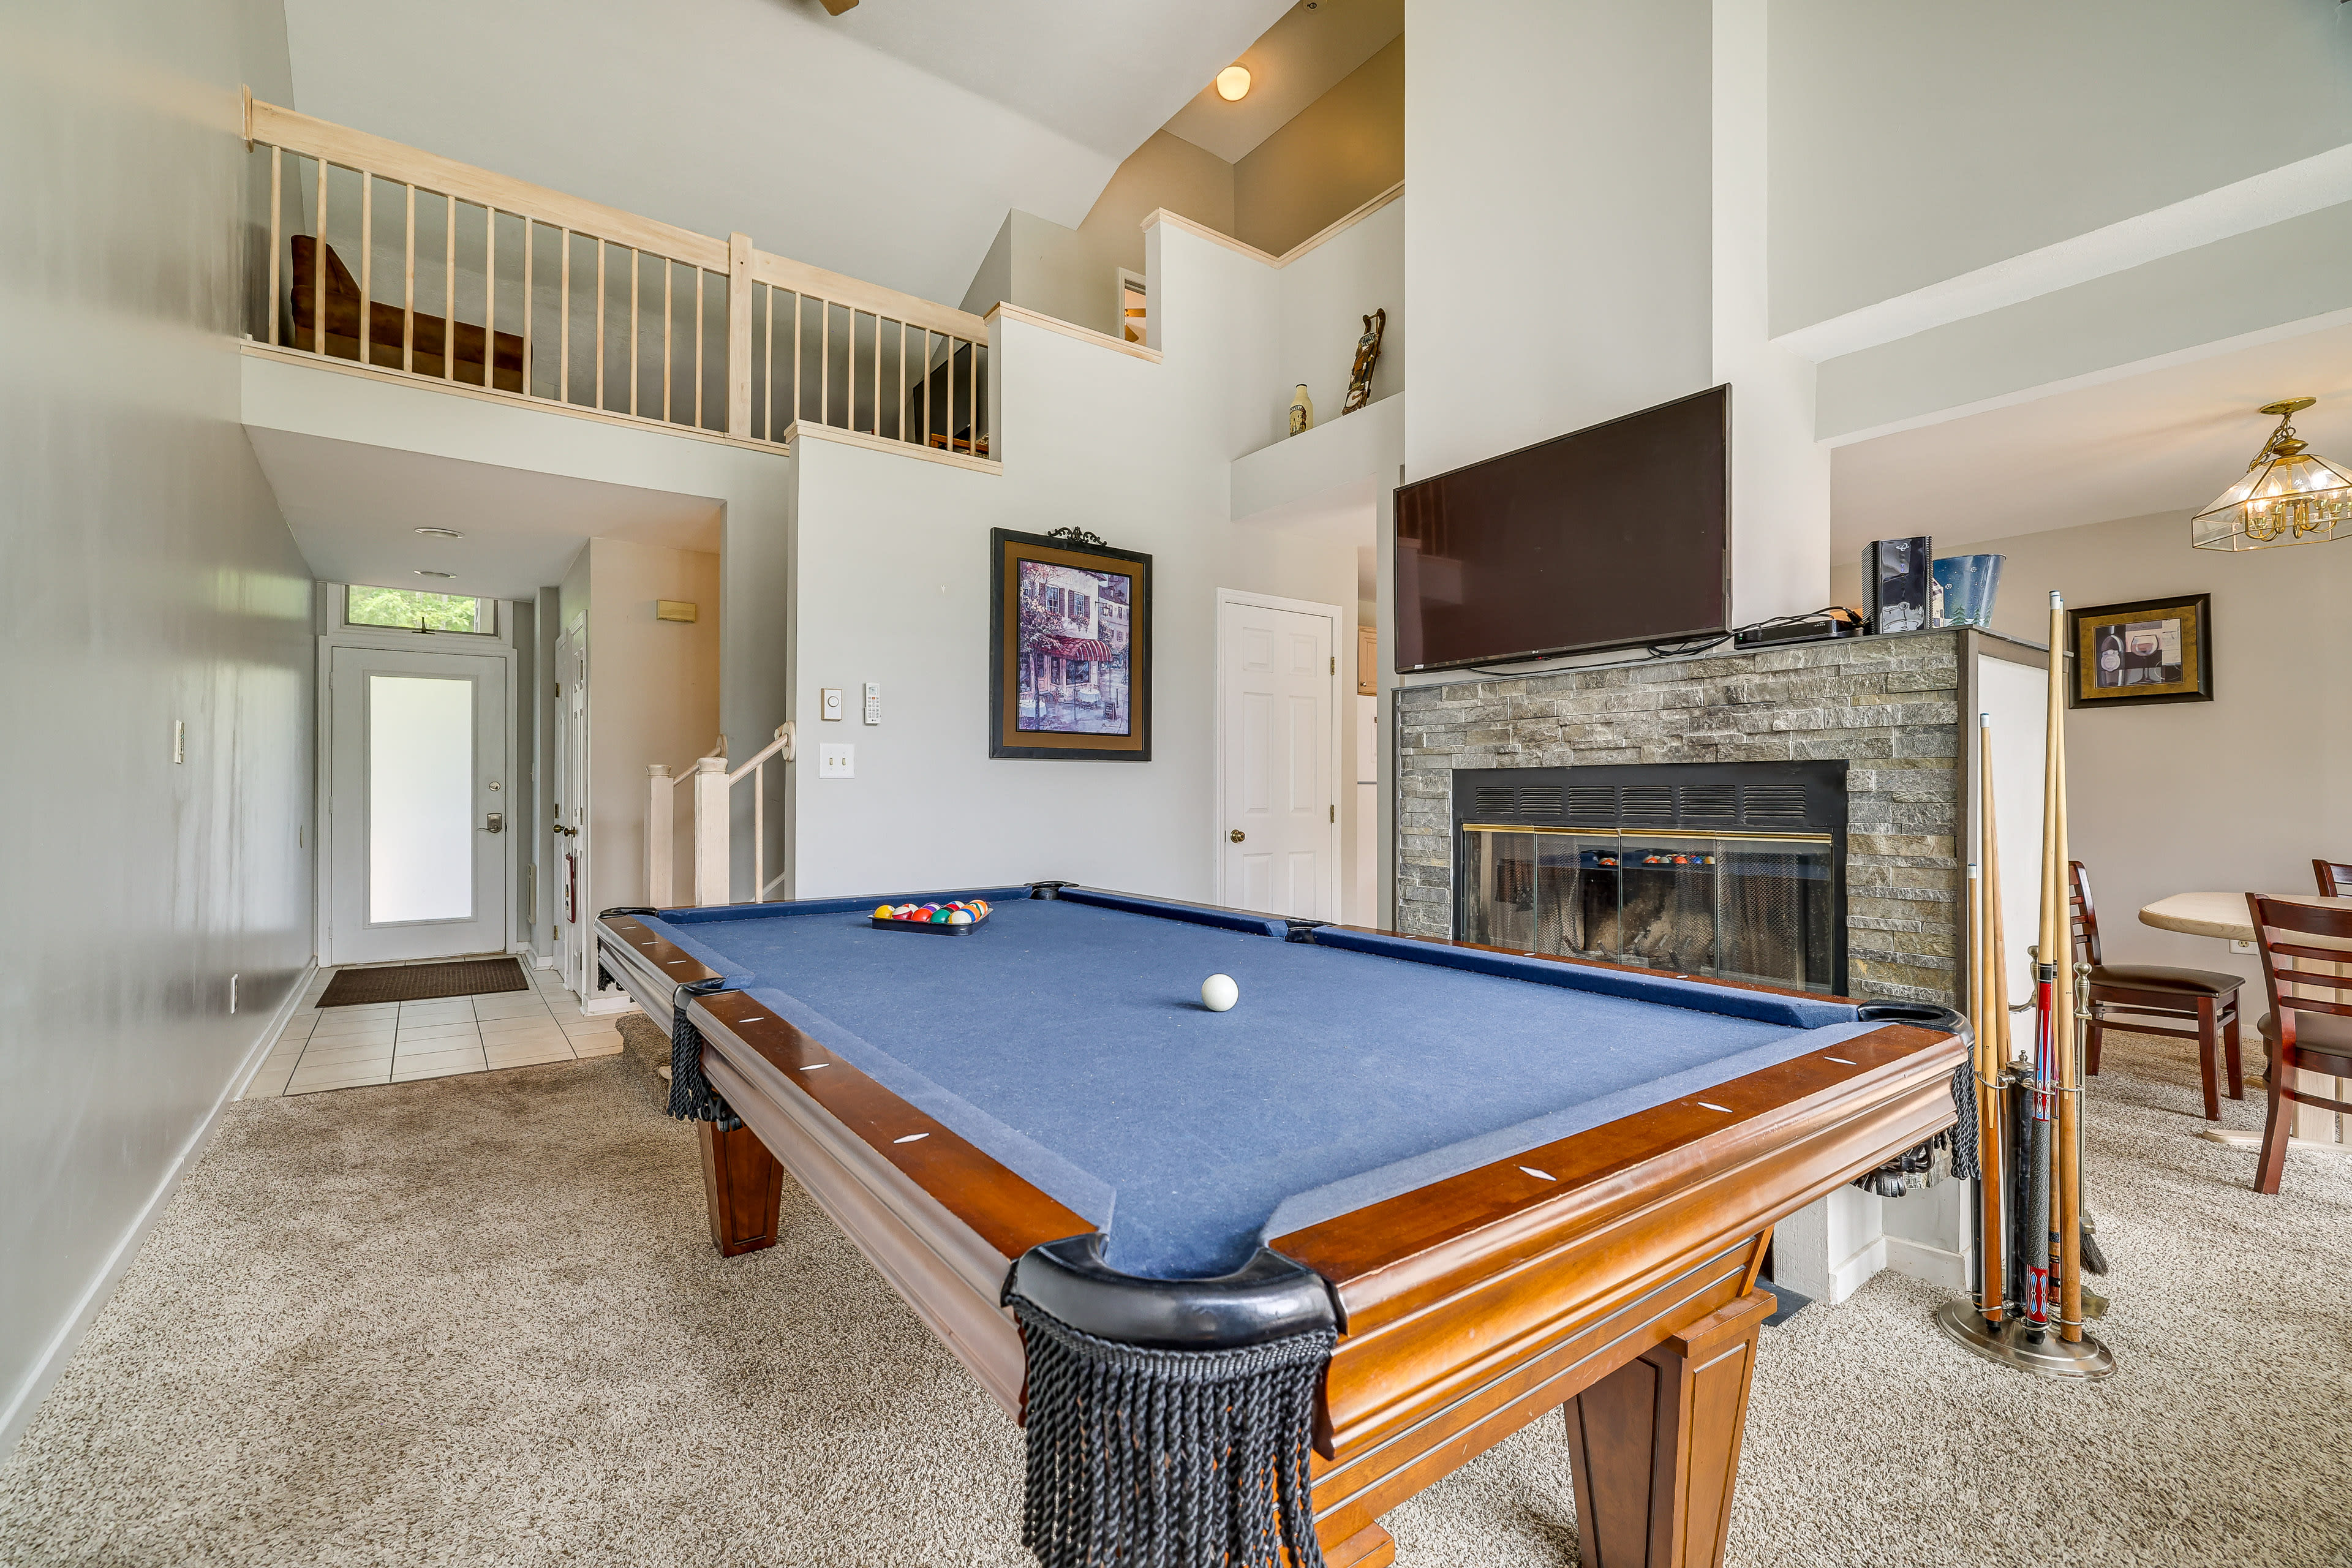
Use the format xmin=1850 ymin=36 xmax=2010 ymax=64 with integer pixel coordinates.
xmin=693 ymin=754 xmax=731 ymax=907
xmin=726 ymin=232 xmax=753 ymax=438
xmin=647 ymin=764 xmax=674 ymax=909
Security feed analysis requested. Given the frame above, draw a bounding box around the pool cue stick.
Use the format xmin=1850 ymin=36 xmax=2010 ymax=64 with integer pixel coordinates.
xmin=1974 ymin=714 xmax=2009 ymax=1324
xmin=2024 ymin=592 xmax=2066 ymax=1336
xmin=2049 ymin=601 xmax=2085 ymax=1344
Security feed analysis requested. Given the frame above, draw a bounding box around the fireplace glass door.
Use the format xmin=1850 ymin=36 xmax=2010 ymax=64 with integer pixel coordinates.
xmin=1461 ymin=826 xmax=1837 ymax=994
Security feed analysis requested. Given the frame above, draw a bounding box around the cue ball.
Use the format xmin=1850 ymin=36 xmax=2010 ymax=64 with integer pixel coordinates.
xmin=1200 ymin=974 xmax=1238 ymax=1012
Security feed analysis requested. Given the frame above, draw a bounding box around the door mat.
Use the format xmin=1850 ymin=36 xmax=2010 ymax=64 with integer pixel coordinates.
xmin=318 ymin=957 xmax=531 ymax=1008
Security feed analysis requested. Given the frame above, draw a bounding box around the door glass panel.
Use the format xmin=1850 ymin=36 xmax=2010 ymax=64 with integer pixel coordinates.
xmin=369 ymin=674 xmax=474 ymax=923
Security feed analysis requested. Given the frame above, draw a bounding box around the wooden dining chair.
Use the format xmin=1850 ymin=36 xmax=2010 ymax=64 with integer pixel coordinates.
xmin=2068 ymin=861 xmax=2244 ymax=1120
xmin=2316 ymin=859 xmax=2352 ymax=898
xmin=2244 ymin=894 xmax=2352 ymax=1194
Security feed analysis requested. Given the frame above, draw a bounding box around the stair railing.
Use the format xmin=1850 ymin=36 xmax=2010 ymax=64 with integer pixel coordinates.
xmin=647 ymin=723 xmax=796 ymax=908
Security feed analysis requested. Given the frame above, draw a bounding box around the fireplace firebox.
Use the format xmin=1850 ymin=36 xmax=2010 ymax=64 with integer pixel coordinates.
xmin=1453 ymin=761 xmax=1847 ymax=995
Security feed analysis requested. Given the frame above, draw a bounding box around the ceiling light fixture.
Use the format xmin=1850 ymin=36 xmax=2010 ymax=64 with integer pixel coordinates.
xmin=413 ymin=569 xmax=456 ymax=579
xmin=414 ymin=526 xmax=466 ymax=539
xmin=2192 ymin=398 xmax=2352 ymax=551
xmin=1216 ymin=64 xmax=1251 ymax=101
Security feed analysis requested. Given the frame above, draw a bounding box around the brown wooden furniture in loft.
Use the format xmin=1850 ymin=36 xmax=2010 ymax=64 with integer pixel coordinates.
xmin=285 ymin=235 xmax=525 ymax=392
xmin=2244 ymin=894 xmax=2352 ymax=1194
xmin=2317 ymin=859 xmax=2352 ymax=898
xmin=2070 ymin=859 xmax=2245 ymax=1120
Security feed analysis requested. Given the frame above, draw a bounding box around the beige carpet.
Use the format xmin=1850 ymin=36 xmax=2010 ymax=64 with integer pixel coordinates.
xmin=2 ymin=1019 xmax=2347 ymax=1566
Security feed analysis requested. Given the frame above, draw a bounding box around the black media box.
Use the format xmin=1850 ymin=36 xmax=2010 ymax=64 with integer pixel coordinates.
xmin=1733 ymin=611 xmax=1864 ymax=651
xmin=1861 ymin=537 xmax=1932 ymax=635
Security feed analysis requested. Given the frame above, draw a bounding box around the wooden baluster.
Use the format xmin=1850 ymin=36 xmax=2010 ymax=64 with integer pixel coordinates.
xmin=484 ymin=206 xmax=499 ymax=391
xmin=266 ymin=145 xmax=281 ymax=350
xmin=358 ymin=173 xmax=372 ymax=369
xmin=630 ymin=249 xmax=640 ymax=417
xmin=404 ymin=184 xmax=416 ymax=373
xmin=821 ymin=300 xmax=831 ymax=428
xmin=559 ymin=227 xmax=571 ymax=404
xmin=311 ymin=156 xmax=326 ymax=358
xmin=969 ymin=333 xmax=979 ymax=453
xmin=896 ymin=319 xmax=907 ymax=443
xmin=761 ymin=284 xmax=774 ymax=442
xmin=443 ymin=192 xmax=456 ymax=382
xmin=519 ymin=217 xmax=531 ymax=394
xmin=663 ymin=258 xmax=674 ymax=424
xmin=726 ymin=232 xmax=752 ymax=439
xmin=694 ymin=266 xmax=706 ymax=430
xmin=792 ymin=292 xmax=802 ymax=431
xmin=595 ymin=239 xmax=606 ymax=410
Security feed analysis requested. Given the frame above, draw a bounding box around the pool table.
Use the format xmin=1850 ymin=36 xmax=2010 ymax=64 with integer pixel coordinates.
xmin=598 ymin=883 xmax=1964 ymax=1568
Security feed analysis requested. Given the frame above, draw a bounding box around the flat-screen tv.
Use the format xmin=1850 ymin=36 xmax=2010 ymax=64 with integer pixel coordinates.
xmin=1394 ymin=385 xmax=1729 ymax=673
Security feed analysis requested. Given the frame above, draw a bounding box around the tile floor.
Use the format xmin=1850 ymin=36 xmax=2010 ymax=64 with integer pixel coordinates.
xmin=242 ymin=959 xmax=638 ymax=1098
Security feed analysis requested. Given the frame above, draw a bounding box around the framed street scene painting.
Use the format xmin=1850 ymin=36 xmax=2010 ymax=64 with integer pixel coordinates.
xmin=990 ymin=528 xmax=1152 ymax=760
xmin=2068 ymin=593 xmax=2214 ymax=709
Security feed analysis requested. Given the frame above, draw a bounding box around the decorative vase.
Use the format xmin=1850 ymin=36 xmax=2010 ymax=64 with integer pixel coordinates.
xmin=1288 ymin=385 xmax=1314 ymax=436
xmin=1931 ymin=554 xmax=2005 ymax=627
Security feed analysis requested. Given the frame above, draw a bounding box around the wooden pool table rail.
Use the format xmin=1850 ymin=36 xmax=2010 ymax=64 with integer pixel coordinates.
xmin=595 ymin=907 xmax=1965 ymax=1568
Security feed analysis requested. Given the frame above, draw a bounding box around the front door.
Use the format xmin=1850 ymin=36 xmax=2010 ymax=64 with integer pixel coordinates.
xmin=327 ymin=645 xmax=511 ymax=964
xmin=1218 ymin=595 xmax=1336 ymax=919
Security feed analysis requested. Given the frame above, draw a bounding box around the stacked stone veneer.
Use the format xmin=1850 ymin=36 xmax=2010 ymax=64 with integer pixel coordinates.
xmin=1395 ymin=630 xmax=1965 ymax=1006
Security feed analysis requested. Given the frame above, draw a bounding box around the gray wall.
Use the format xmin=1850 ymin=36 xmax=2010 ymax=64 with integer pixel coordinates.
xmin=0 ymin=0 xmax=311 ymax=1452
xmin=1770 ymin=0 xmax=2352 ymax=334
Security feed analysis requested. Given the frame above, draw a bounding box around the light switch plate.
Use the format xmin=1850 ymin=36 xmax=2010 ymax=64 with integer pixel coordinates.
xmin=862 ymin=681 xmax=881 ymax=725
xmin=818 ymin=744 xmax=854 ymax=778
xmin=821 ymin=688 xmax=843 ymax=721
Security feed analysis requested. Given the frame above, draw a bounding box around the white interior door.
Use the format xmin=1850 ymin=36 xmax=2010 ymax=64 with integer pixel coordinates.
xmin=552 ymin=617 xmax=590 ymax=999
xmin=328 ymin=646 xmax=510 ymax=964
xmin=1218 ymin=596 xmax=1336 ymax=919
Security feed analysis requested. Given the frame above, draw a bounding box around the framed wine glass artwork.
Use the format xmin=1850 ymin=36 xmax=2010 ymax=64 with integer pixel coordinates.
xmin=2066 ymin=594 xmax=2213 ymax=709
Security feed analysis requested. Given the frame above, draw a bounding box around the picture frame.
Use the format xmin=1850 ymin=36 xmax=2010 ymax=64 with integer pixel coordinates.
xmin=2067 ymin=593 xmax=2213 ymax=709
xmin=989 ymin=528 xmax=1152 ymax=760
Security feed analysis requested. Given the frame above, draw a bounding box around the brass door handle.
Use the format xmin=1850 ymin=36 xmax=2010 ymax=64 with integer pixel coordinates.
xmin=1229 ymin=829 xmax=1245 ymax=843
xmin=552 ymin=823 xmax=579 ymax=837
xmin=485 ymin=812 xmax=505 ymax=835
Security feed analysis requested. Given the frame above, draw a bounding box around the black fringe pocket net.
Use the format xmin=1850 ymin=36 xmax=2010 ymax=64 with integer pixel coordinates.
xmin=665 ymin=1000 xmax=733 ymax=1125
xmin=1008 ymin=1292 xmax=1335 ymax=1568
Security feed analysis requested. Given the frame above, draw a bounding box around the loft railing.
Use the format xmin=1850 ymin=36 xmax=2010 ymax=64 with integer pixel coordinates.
xmin=243 ymin=94 xmax=991 ymax=458
xmin=648 ymin=725 xmax=796 ymax=908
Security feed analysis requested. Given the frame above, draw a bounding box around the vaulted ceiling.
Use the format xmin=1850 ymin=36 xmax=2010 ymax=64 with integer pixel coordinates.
xmin=282 ymin=0 xmax=1291 ymax=306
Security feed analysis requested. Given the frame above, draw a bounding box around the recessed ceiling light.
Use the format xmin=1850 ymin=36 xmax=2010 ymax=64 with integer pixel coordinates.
xmin=414 ymin=527 xmax=466 ymax=539
xmin=1216 ymin=65 xmax=1251 ymax=101
xmin=413 ymin=569 xmax=455 ymax=579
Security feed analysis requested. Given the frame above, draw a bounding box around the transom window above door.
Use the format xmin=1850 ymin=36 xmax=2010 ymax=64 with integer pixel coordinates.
xmin=346 ymin=584 xmax=497 ymax=636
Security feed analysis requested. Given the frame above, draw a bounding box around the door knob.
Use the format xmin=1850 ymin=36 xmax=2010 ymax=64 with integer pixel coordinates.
xmin=1229 ymin=829 xmax=1245 ymax=843
xmin=484 ymin=812 xmax=505 ymax=834
xmin=552 ymin=822 xmax=578 ymax=837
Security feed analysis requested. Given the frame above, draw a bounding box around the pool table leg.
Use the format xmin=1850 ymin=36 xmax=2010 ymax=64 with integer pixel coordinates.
xmin=698 ymin=1118 xmax=785 ymax=1257
xmin=1317 ymin=1520 xmax=1396 ymax=1567
xmin=1561 ymin=1288 xmax=1774 ymax=1568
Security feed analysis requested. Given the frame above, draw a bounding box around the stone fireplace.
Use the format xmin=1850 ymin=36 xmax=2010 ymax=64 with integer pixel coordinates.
xmin=1393 ymin=628 xmax=2044 ymax=1009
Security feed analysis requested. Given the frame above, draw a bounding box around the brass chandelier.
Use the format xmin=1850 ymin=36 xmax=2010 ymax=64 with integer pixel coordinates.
xmin=2192 ymin=398 xmax=2352 ymax=551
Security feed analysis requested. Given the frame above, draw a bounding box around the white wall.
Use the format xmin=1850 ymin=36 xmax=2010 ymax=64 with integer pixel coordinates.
xmin=0 ymin=0 xmax=312 ymax=1456
xmin=588 ymin=540 xmax=722 ymax=911
xmin=1834 ymin=513 xmax=2352 ymax=990
xmin=1769 ymin=0 xmax=2352 ymax=336
xmin=1403 ymin=0 xmax=1712 ymax=484
xmin=785 ymin=221 xmax=1360 ymax=903
xmin=1270 ymin=198 xmax=1403 ymax=456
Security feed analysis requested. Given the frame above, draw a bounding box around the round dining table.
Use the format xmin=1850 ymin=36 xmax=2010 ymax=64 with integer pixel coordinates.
xmin=2137 ymin=891 xmax=2352 ymax=1152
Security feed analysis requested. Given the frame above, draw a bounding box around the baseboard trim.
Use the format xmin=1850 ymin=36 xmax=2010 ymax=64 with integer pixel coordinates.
xmin=579 ymin=995 xmax=637 ymax=1017
xmin=1883 ymin=1234 xmax=1973 ymax=1291
xmin=0 ymin=960 xmax=316 ymax=1462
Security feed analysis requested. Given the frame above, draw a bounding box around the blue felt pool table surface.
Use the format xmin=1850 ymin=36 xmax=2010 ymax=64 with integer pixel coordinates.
xmin=640 ymin=888 xmax=1873 ymax=1281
